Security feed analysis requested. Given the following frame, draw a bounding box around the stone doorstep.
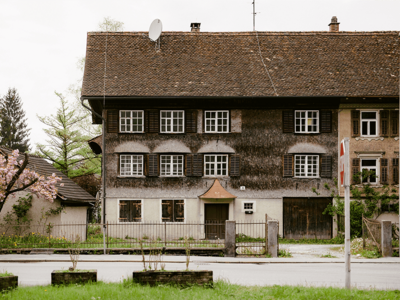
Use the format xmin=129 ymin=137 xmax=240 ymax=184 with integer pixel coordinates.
xmin=0 ymin=276 xmax=18 ymax=291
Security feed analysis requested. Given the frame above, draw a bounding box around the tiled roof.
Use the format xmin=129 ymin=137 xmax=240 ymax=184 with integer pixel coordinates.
xmin=199 ymin=179 xmax=237 ymax=199
xmin=0 ymin=148 xmax=95 ymax=203
xmin=82 ymin=31 xmax=399 ymax=98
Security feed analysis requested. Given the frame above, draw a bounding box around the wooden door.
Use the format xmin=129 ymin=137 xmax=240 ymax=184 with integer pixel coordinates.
xmin=205 ymin=204 xmax=229 ymax=240
xmin=283 ymin=198 xmax=332 ymax=239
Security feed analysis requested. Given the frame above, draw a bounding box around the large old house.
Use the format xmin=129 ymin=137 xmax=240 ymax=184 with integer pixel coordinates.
xmin=83 ymin=18 xmax=399 ymax=239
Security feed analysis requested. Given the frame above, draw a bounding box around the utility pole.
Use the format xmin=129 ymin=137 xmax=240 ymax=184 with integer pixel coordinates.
xmin=252 ymin=0 xmax=256 ymax=31
xmin=343 ymin=138 xmax=351 ymax=289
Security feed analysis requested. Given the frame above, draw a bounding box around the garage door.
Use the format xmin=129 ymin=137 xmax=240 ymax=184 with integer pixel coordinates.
xmin=283 ymin=198 xmax=332 ymax=239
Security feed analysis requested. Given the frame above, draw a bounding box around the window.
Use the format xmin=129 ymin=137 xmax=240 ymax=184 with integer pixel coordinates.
xmin=295 ymin=110 xmax=319 ymax=133
xmin=361 ymin=159 xmax=378 ymax=183
xmin=244 ymin=203 xmax=253 ymax=210
xmin=361 ymin=111 xmax=378 ymax=136
xmin=119 ymin=200 xmax=141 ymax=222
xmin=160 ymin=110 xmax=184 ymax=133
xmin=162 ymin=200 xmax=184 ymax=222
xmin=204 ymin=155 xmax=228 ymax=176
xmin=160 ymin=155 xmax=184 ymax=176
xmin=205 ymin=111 xmax=229 ymax=133
xmin=120 ymin=155 xmax=143 ymax=176
xmin=294 ymin=155 xmax=319 ymax=177
xmin=120 ymin=110 xmax=143 ymax=133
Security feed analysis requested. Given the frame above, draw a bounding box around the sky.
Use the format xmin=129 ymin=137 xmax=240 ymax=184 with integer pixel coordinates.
xmin=0 ymin=0 xmax=399 ymax=150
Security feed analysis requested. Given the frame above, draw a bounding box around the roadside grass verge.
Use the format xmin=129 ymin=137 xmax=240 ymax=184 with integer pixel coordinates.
xmin=2 ymin=280 xmax=399 ymax=300
xmin=279 ymin=236 xmax=344 ymax=245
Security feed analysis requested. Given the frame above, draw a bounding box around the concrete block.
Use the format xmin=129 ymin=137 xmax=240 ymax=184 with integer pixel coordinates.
xmin=225 ymin=221 xmax=236 ymax=257
xmin=381 ymin=220 xmax=392 ymax=257
xmin=268 ymin=220 xmax=278 ymax=258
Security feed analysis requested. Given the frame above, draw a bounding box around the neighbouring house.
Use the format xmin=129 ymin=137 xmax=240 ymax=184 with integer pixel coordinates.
xmin=82 ymin=17 xmax=399 ymax=239
xmin=0 ymin=147 xmax=95 ymax=239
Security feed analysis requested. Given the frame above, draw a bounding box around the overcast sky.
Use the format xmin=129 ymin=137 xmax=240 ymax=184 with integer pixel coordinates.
xmin=0 ymin=0 xmax=399 ymax=150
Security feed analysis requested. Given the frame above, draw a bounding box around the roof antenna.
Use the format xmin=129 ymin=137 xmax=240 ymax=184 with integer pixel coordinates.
xmin=149 ymin=19 xmax=163 ymax=50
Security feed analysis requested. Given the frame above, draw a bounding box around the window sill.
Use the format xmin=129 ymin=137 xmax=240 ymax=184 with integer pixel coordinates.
xmin=119 ymin=132 xmax=144 ymax=134
xmin=355 ymin=137 xmax=384 ymax=141
xmin=294 ymin=132 xmax=320 ymax=135
xmin=118 ymin=175 xmax=146 ymax=179
xmin=203 ymin=176 xmax=230 ymax=179
xmin=294 ymin=177 xmax=321 ymax=179
xmin=160 ymin=176 xmax=186 ymax=178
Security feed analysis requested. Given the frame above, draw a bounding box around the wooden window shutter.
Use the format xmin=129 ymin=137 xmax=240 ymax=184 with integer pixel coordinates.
xmin=230 ymin=155 xmax=241 ymax=177
xmin=185 ymin=110 xmax=197 ymax=133
xmin=162 ymin=200 xmax=172 ymax=222
xmin=185 ymin=154 xmax=193 ymax=176
xmin=351 ymin=110 xmax=360 ymax=137
xmin=145 ymin=109 xmax=159 ymax=133
xmin=393 ymin=158 xmax=399 ymax=184
xmin=283 ymin=154 xmax=293 ymax=177
xmin=174 ymin=200 xmax=185 ymax=222
xmin=390 ymin=110 xmax=399 ymax=137
xmin=380 ymin=110 xmax=389 ymax=137
xmin=282 ymin=111 xmax=294 ymax=133
xmin=192 ymin=154 xmax=203 ymax=176
xmin=107 ymin=110 xmax=119 ymax=133
xmin=352 ymin=158 xmax=360 ymax=184
xmin=320 ymin=110 xmax=332 ymax=133
xmin=119 ymin=200 xmax=128 ymax=222
xmin=320 ymin=155 xmax=332 ymax=178
xmin=380 ymin=158 xmax=388 ymax=184
xmin=148 ymin=154 xmax=158 ymax=177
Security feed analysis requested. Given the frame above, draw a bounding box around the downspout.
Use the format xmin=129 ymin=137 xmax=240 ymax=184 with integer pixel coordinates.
xmin=80 ymin=97 xmax=107 ymax=255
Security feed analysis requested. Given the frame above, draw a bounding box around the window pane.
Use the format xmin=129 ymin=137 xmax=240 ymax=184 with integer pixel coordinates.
xmin=361 ymin=112 xmax=376 ymax=119
xmin=361 ymin=160 xmax=376 ymax=167
xmin=370 ymin=121 xmax=376 ymax=135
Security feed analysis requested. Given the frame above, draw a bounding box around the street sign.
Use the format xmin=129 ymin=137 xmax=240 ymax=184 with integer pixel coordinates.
xmin=340 ymin=139 xmax=345 ymax=186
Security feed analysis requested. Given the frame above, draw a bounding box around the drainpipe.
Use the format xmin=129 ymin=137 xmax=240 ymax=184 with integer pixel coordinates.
xmin=80 ymin=97 xmax=107 ymax=255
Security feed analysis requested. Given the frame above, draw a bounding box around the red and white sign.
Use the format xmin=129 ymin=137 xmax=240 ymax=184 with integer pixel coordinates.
xmin=340 ymin=139 xmax=345 ymax=186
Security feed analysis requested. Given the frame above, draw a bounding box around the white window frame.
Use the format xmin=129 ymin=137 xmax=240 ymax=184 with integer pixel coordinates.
xmin=204 ymin=110 xmax=229 ymax=133
xmin=204 ymin=154 xmax=228 ymax=176
xmin=118 ymin=199 xmax=142 ymax=223
xmin=294 ymin=155 xmax=319 ymax=178
xmin=242 ymin=201 xmax=256 ymax=213
xmin=160 ymin=199 xmax=186 ymax=223
xmin=120 ymin=155 xmax=143 ymax=176
xmin=360 ymin=158 xmax=379 ymax=184
xmin=360 ymin=110 xmax=379 ymax=137
xmin=119 ymin=110 xmax=144 ymax=133
xmin=295 ymin=110 xmax=319 ymax=133
xmin=160 ymin=110 xmax=185 ymax=133
xmin=160 ymin=155 xmax=184 ymax=177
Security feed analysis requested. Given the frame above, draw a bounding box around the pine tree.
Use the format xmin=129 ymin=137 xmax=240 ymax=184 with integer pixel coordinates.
xmin=0 ymin=88 xmax=30 ymax=152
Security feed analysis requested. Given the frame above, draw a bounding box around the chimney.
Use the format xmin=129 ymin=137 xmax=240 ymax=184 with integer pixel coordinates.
xmin=328 ymin=16 xmax=340 ymax=32
xmin=190 ymin=23 xmax=201 ymax=32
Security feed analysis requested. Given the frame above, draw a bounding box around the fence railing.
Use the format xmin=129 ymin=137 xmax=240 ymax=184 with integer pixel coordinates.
xmin=236 ymin=221 xmax=267 ymax=255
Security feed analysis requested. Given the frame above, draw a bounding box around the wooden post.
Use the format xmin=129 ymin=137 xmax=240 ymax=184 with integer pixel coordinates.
xmin=362 ymin=214 xmax=365 ymax=249
xmin=164 ymin=222 xmax=167 ymax=247
xmin=106 ymin=221 xmax=109 ymax=251
xmin=344 ymin=138 xmax=351 ymax=289
xmin=265 ymin=214 xmax=268 ymax=255
xmin=48 ymin=223 xmax=51 ymax=248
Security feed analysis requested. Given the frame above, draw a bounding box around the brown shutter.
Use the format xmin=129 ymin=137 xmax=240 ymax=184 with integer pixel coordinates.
xmin=393 ymin=158 xmax=399 ymax=184
xmin=351 ymin=110 xmax=360 ymax=137
xmin=119 ymin=200 xmax=128 ymax=222
xmin=107 ymin=110 xmax=119 ymax=133
xmin=352 ymin=158 xmax=360 ymax=184
xmin=230 ymin=155 xmax=241 ymax=177
xmin=192 ymin=154 xmax=203 ymax=176
xmin=390 ymin=110 xmax=399 ymax=137
xmin=320 ymin=155 xmax=332 ymax=178
xmin=162 ymin=200 xmax=172 ymax=222
xmin=283 ymin=154 xmax=293 ymax=177
xmin=145 ymin=109 xmax=159 ymax=133
xmin=320 ymin=110 xmax=332 ymax=133
xmin=148 ymin=154 xmax=158 ymax=177
xmin=282 ymin=111 xmax=294 ymax=133
xmin=134 ymin=201 xmax=142 ymax=222
xmin=185 ymin=154 xmax=193 ymax=176
xmin=380 ymin=110 xmax=389 ymax=137
xmin=174 ymin=200 xmax=185 ymax=222
xmin=185 ymin=110 xmax=197 ymax=133
xmin=380 ymin=158 xmax=388 ymax=185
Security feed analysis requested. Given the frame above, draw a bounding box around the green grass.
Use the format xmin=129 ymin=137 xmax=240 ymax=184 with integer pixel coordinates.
xmin=278 ymin=249 xmax=292 ymax=258
xmin=279 ymin=235 xmax=344 ymax=245
xmin=0 ymin=271 xmax=13 ymax=277
xmin=1 ymin=280 xmax=399 ymax=300
xmin=320 ymin=253 xmax=337 ymax=258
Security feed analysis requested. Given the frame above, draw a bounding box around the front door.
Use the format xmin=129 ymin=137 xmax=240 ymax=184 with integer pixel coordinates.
xmin=205 ymin=204 xmax=229 ymax=239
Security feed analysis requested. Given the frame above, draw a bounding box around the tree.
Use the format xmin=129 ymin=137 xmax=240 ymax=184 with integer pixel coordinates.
xmin=36 ymin=92 xmax=100 ymax=178
xmin=0 ymin=149 xmax=62 ymax=213
xmin=0 ymin=88 xmax=31 ymax=152
xmin=98 ymin=16 xmax=124 ymax=32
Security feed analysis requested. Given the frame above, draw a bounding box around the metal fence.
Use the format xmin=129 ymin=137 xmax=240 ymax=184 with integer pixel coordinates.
xmin=236 ymin=221 xmax=267 ymax=255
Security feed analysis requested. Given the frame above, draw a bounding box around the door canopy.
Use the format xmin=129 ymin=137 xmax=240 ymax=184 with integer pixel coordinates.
xmin=199 ymin=179 xmax=237 ymax=199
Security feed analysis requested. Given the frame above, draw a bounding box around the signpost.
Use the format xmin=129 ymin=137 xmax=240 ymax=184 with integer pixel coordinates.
xmin=341 ymin=138 xmax=351 ymax=289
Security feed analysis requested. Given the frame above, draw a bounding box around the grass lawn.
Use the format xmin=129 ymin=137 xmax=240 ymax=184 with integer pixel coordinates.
xmin=2 ymin=281 xmax=399 ymax=300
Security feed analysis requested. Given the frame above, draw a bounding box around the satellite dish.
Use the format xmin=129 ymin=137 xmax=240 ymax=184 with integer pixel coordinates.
xmin=149 ymin=19 xmax=162 ymax=42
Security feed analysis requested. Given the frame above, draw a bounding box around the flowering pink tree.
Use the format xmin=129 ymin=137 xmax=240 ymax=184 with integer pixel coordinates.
xmin=0 ymin=150 xmax=63 ymax=213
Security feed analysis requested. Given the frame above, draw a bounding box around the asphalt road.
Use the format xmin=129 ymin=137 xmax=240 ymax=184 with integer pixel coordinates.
xmin=2 ymin=260 xmax=399 ymax=290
